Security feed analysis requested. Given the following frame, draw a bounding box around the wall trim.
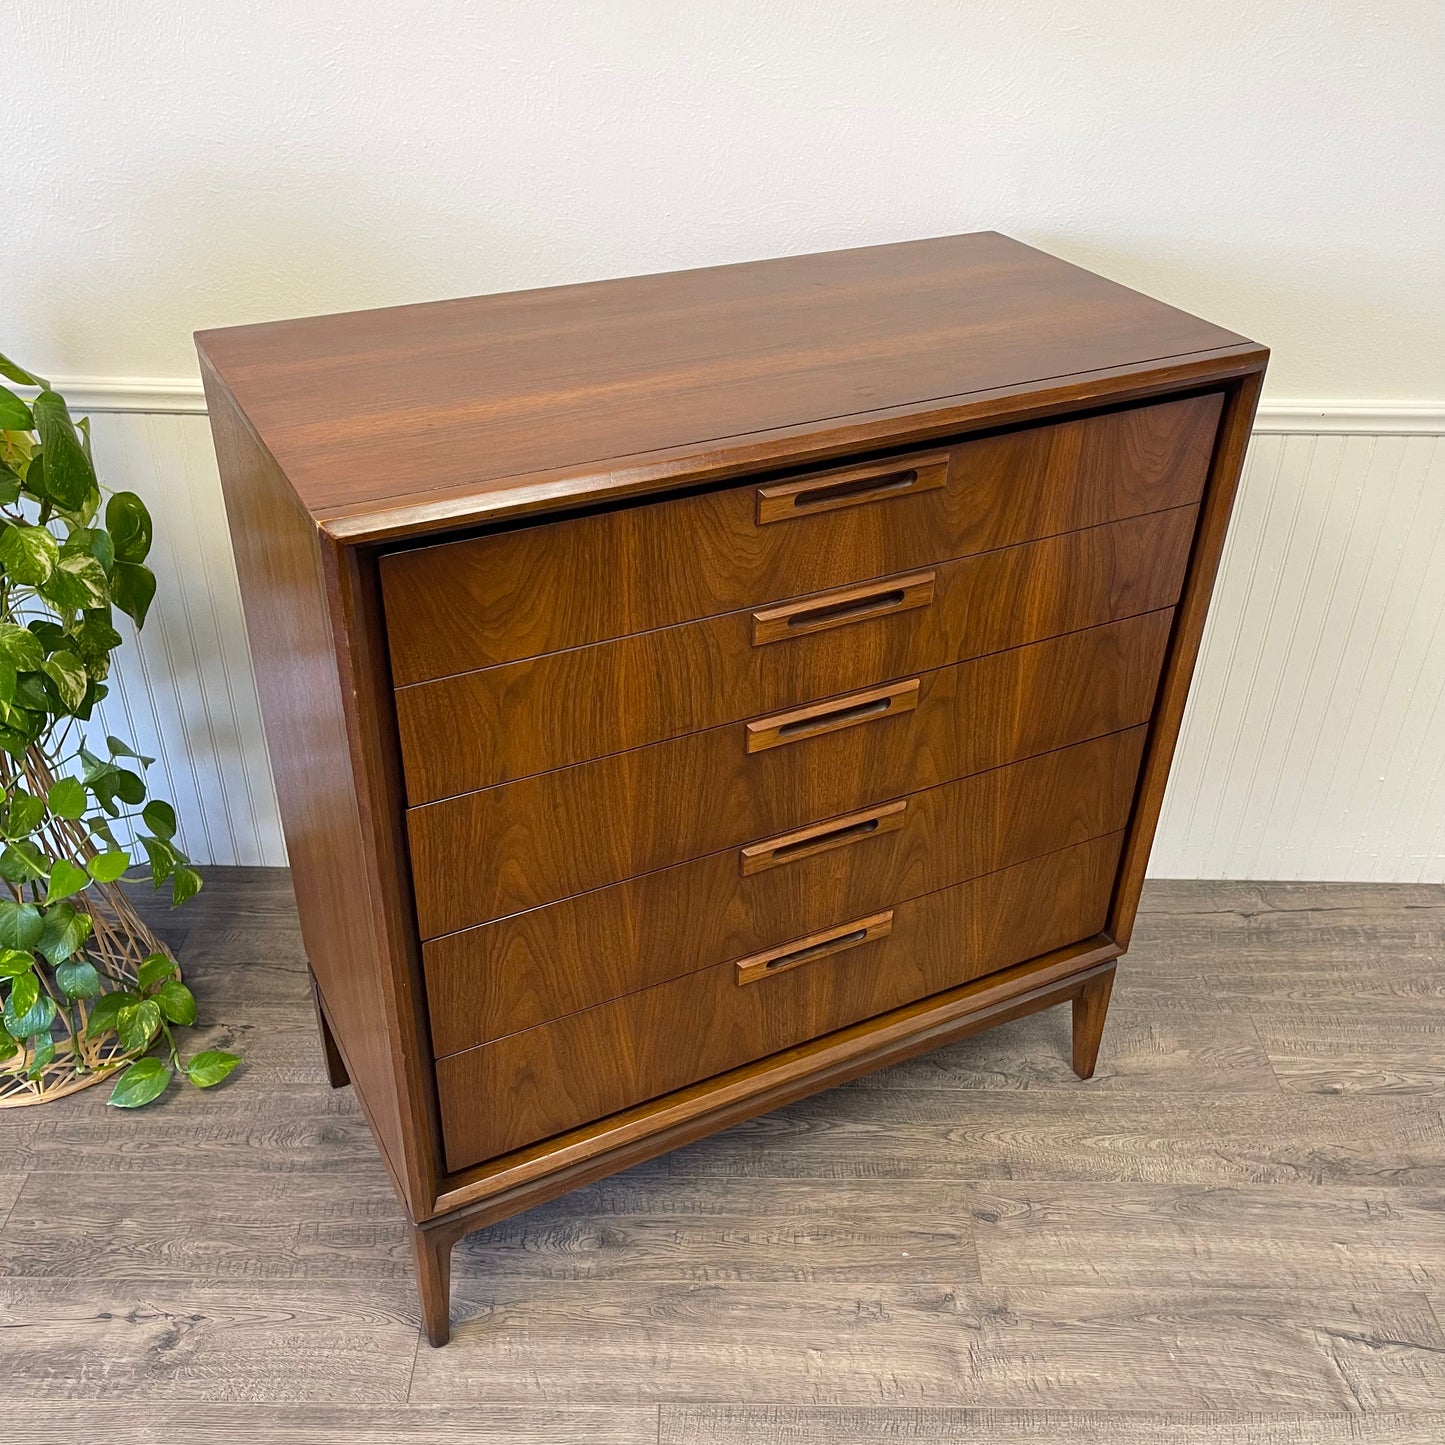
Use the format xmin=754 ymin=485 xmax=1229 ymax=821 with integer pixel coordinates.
xmin=28 ymin=376 xmax=1445 ymax=434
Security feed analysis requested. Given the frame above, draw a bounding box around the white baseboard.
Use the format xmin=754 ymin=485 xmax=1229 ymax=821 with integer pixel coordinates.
xmin=29 ymin=376 xmax=1445 ymax=434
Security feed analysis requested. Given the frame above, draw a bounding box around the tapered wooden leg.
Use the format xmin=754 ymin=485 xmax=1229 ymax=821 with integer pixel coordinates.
xmin=1071 ymin=966 xmax=1115 ymax=1080
xmin=410 ymin=1224 xmax=454 ymax=1347
xmin=307 ymin=966 xmax=349 ymax=1089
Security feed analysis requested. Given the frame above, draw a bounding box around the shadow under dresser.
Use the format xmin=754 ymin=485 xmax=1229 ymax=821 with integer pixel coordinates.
xmin=196 ymin=230 xmax=1266 ymax=1344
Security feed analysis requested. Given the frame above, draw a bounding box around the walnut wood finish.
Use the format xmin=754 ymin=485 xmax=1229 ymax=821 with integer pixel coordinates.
xmin=196 ymin=232 xmax=1265 ymax=1347
xmin=732 ymin=911 xmax=897 ymax=987
xmin=408 ymin=610 xmax=1173 ymax=937
xmin=380 ymin=392 xmax=1218 ymax=685
xmin=753 ymin=448 xmax=951 ymax=523
xmin=422 ymin=728 xmax=1147 ymax=1052
xmin=395 ymin=505 xmax=1195 ymax=801
xmin=436 ymin=833 xmax=1125 ymax=1167
xmin=195 ymin=231 xmax=1250 ymax=535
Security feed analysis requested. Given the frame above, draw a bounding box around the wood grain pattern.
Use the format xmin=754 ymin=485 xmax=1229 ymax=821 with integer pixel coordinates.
xmin=434 ymin=833 xmax=1124 ymax=1168
xmin=659 ymin=1407 xmax=1445 ymax=1444
xmin=396 ymin=506 xmax=1195 ymax=800
xmin=3 ymin=872 xmax=1442 ymax=1433
xmin=409 ymin=610 xmax=1173 ymax=936
xmin=196 ymin=236 xmax=1265 ymax=1347
xmin=381 ymin=392 xmax=1218 ymax=684
xmin=966 ymin=1181 xmax=1445 ymax=1290
xmin=194 ymin=232 xmax=1248 ymax=530
xmin=659 ymin=1088 xmax=1445 ymax=1186
xmin=423 ymin=728 xmax=1147 ymax=1051
xmin=754 ymin=447 xmax=951 ymax=524
xmin=411 ymin=1281 xmax=1445 ymax=1409
xmin=199 ymin=377 xmax=438 ymax=1218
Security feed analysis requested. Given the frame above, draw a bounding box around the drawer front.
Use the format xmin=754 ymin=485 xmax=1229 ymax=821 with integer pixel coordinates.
xmin=424 ymin=727 xmax=1147 ymax=1053
xmin=396 ymin=505 xmax=1195 ymax=802
xmin=436 ymin=831 xmax=1125 ymax=1168
xmin=407 ymin=609 xmax=1172 ymax=937
xmin=381 ymin=392 xmax=1221 ymax=685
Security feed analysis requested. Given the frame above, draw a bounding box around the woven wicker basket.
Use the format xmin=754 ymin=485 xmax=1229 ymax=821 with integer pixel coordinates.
xmin=1 ymin=746 xmax=177 ymax=1107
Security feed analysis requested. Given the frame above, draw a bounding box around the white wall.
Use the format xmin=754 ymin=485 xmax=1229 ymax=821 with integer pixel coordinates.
xmin=6 ymin=1 xmax=1443 ymax=403
xmin=4 ymin=3 xmax=1444 ymax=878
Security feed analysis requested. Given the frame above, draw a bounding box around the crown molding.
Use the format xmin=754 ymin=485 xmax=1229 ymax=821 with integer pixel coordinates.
xmin=20 ymin=376 xmax=1445 ymax=435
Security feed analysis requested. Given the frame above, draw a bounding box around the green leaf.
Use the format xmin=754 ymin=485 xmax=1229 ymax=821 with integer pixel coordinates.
xmin=105 ymin=491 xmax=153 ymax=564
xmin=156 ymin=978 xmax=196 ymax=1026
xmin=42 ymin=555 xmax=110 ymax=614
xmin=140 ymin=834 xmax=175 ymax=885
xmin=85 ymin=989 xmax=136 ymax=1037
xmin=0 ymin=898 xmax=43 ymax=951
xmin=187 ymin=1049 xmax=241 ymax=1088
xmin=0 ymin=948 xmax=34 ymax=978
xmin=40 ymin=650 xmax=88 ymax=711
xmin=3 ymin=984 xmax=54 ymax=1040
xmin=0 ymin=353 xmax=46 ymax=388
xmin=31 ymin=390 xmax=98 ymax=512
xmin=35 ymin=902 xmax=91 ymax=963
xmin=8 ymin=970 xmax=38 ymax=1018
xmin=4 ymin=789 xmax=45 ymax=838
xmin=116 ymin=997 xmax=161 ymax=1052
xmin=25 ymin=1031 xmax=57 ymax=1077
xmin=110 ymin=561 xmax=156 ymax=628
xmin=46 ymin=776 xmax=88 ymax=820
xmin=55 ymin=958 xmax=101 ymax=999
xmin=0 ymin=384 xmax=34 ymax=431
xmin=136 ymin=952 xmax=177 ymax=990
xmin=86 ymin=850 xmax=131 ymax=883
xmin=171 ymin=865 xmax=202 ymax=907
xmin=45 ymin=857 xmax=90 ymax=904
xmin=0 ymin=524 xmax=60 ymax=586
xmin=89 ymin=764 xmax=145 ymax=816
xmin=107 ymin=1056 xmax=171 ymax=1108
xmin=0 ymin=841 xmax=48 ymax=884
xmin=63 ymin=525 xmax=114 ymax=575
xmin=0 ymin=622 xmax=45 ymax=672
xmin=0 ymin=384 xmax=33 ymax=427
xmin=27 ymin=618 xmax=66 ymax=655
xmin=76 ymin=611 xmax=123 ymax=672
xmin=142 ymin=799 xmax=176 ymax=840
xmin=106 ymin=735 xmax=154 ymax=765
xmin=0 ymin=1031 xmax=15 ymax=1062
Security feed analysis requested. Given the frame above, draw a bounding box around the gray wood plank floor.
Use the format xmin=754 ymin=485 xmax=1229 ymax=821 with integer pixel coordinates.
xmin=2 ymin=872 xmax=1443 ymax=1443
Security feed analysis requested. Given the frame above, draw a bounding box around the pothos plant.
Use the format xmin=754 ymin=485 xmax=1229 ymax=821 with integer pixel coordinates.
xmin=0 ymin=353 xmax=238 ymax=1107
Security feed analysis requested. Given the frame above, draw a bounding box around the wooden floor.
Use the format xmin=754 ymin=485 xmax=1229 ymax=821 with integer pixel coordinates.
xmin=2 ymin=872 xmax=1444 ymax=1443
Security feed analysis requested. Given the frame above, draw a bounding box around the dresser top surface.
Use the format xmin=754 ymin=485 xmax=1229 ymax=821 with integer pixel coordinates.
xmin=195 ymin=231 xmax=1262 ymax=539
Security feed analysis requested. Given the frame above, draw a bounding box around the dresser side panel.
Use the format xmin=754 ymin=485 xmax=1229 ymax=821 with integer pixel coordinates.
xmin=1107 ymin=365 xmax=1267 ymax=947
xmin=199 ymin=370 xmax=432 ymax=1214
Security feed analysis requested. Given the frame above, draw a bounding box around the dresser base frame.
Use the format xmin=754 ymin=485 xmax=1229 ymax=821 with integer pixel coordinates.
xmin=402 ymin=938 xmax=1120 ymax=1346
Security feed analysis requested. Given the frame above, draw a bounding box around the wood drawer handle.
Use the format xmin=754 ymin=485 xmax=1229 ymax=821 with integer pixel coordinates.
xmin=755 ymin=450 xmax=951 ymax=525
xmin=751 ymin=571 xmax=936 ymax=646
xmin=735 ymin=911 xmax=895 ymax=986
xmin=739 ymin=799 xmax=908 ymax=876
xmin=744 ymin=678 xmax=920 ymax=754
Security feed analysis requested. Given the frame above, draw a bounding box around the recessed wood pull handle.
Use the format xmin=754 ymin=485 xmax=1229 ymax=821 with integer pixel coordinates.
xmin=751 ymin=571 xmax=936 ymax=646
xmin=739 ymin=799 xmax=908 ymax=876
xmin=755 ymin=450 xmax=951 ymax=525
xmin=734 ymin=911 xmax=895 ymax=986
xmin=744 ymin=678 xmax=920 ymax=754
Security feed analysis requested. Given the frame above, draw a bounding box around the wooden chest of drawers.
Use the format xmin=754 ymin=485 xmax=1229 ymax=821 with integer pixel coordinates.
xmin=197 ymin=231 xmax=1265 ymax=1345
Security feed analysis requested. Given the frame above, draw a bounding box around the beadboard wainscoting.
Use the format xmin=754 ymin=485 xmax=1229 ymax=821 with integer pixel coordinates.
xmin=71 ymin=399 xmax=1445 ymax=882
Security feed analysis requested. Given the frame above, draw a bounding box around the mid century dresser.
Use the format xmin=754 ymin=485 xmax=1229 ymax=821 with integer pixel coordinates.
xmin=197 ymin=232 xmax=1266 ymax=1345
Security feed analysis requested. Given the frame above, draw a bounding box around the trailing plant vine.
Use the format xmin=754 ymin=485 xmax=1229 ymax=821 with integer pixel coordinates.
xmin=0 ymin=352 xmax=238 ymax=1106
